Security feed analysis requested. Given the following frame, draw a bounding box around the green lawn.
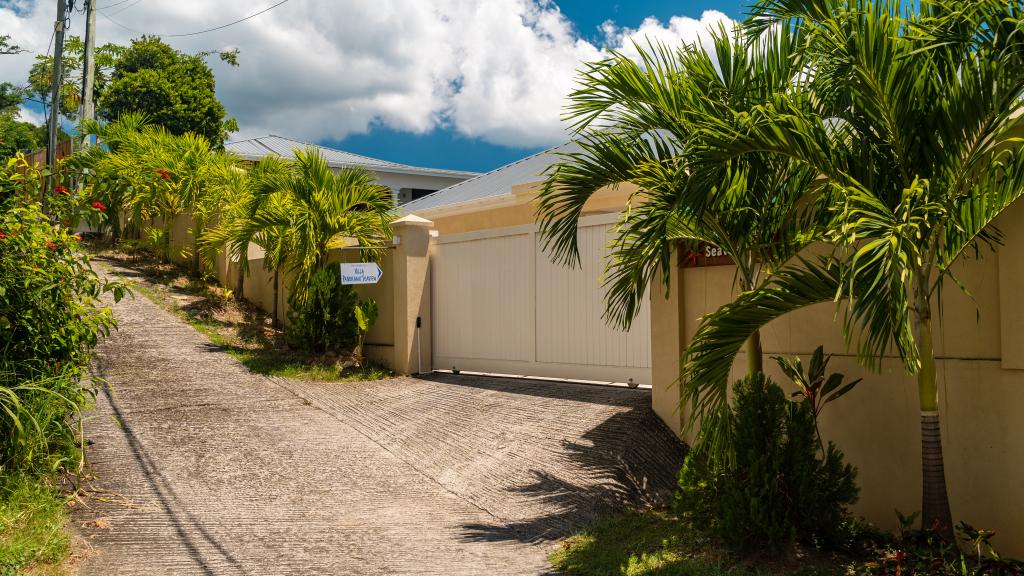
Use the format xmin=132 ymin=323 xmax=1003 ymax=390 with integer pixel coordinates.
xmin=0 ymin=475 xmax=70 ymax=576
xmin=549 ymin=510 xmax=849 ymax=576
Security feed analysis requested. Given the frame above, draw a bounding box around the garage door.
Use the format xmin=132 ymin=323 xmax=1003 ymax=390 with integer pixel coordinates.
xmin=431 ymin=213 xmax=651 ymax=384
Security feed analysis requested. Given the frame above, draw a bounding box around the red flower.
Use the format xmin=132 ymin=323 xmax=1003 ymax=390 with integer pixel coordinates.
xmin=156 ymin=169 xmax=170 ymax=180
xmin=0 ymin=230 xmax=6 ymax=240
xmin=54 ymin=185 xmax=69 ymax=195
xmin=91 ymin=201 xmax=107 ymax=212
xmin=46 ymin=241 xmax=57 ymax=251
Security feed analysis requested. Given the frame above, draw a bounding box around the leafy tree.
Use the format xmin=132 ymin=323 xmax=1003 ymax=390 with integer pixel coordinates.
xmin=0 ymin=35 xmax=24 ymax=55
xmin=0 ymin=110 xmax=41 ymax=160
xmin=536 ymin=27 xmax=829 ymax=388
xmin=99 ymin=37 xmax=237 ymax=147
xmin=27 ymin=36 xmax=125 ymax=120
xmin=682 ymin=0 xmax=1024 ymax=538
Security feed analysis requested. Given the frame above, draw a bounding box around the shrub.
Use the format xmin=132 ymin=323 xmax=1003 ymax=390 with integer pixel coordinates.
xmin=676 ymin=373 xmax=859 ymax=554
xmin=285 ymin=267 xmax=359 ymax=353
xmin=0 ymin=161 xmax=125 ymax=474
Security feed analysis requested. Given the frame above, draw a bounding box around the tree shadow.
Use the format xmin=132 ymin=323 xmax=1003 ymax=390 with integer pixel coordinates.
xmin=459 ymin=401 xmax=688 ymax=544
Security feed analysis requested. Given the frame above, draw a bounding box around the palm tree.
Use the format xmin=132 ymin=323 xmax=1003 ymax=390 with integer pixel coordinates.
xmin=536 ymin=25 xmax=829 ymax=378
xmin=202 ymin=156 xmax=291 ymax=309
xmin=68 ymin=112 xmax=151 ymax=243
xmin=144 ymin=132 xmax=239 ymax=275
xmin=219 ymin=147 xmax=393 ymax=317
xmin=682 ymin=0 xmax=1024 ymax=537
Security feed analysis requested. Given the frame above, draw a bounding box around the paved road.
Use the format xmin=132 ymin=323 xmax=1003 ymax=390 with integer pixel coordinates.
xmin=74 ymin=264 xmax=686 ymax=575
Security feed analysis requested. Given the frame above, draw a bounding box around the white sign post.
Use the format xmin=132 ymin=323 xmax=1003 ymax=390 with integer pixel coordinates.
xmin=340 ymin=262 xmax=383 ymax=285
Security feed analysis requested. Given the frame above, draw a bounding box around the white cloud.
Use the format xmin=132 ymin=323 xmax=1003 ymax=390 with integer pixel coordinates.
xmin=0 ymin=0 xmax=733 ymax=148
xmin=17 ymin=104 xmax=44 ymax=125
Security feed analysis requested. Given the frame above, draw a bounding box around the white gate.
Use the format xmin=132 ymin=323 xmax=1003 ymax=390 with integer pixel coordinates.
xmin=431 ymin=213 xmax=651 ymax=384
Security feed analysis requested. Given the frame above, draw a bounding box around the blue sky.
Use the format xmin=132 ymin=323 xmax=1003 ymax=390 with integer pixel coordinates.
xmin=329 ymin=0 xmax=749 ymax=174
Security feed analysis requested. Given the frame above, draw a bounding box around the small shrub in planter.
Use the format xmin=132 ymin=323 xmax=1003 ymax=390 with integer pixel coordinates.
xmin=676 ymin=373 xmax=859 ymax=554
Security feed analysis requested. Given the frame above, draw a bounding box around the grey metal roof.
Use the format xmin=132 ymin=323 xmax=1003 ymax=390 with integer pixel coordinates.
xmin=224 ymin=135 xmax=479 ymax=179
xmin=400 ymin=141 xmax=581 ymax=214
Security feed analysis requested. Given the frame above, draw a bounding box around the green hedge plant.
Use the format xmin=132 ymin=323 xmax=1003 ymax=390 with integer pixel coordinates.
xmin=676 ymin=373 xmax=859 ymax=554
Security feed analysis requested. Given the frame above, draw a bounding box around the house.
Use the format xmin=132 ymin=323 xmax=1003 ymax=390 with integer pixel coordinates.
xmin=225 ymin=135 xmax=479 ymax=205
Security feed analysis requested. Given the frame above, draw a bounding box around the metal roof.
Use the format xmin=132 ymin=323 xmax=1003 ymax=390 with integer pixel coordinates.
xmin=400 ymin=141 xmax=581 ymax=214
xmin=224 ymin=135 xmax=479 ymax=179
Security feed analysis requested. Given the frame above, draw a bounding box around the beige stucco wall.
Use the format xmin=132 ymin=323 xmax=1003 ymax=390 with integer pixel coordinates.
xmin=426 ymin=182 xmax=638 ymax=235
xmin=651 ymin=200 xmax=1024 ymax=555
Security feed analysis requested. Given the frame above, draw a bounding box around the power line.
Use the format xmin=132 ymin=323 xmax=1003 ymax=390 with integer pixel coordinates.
xmin=103 ymin=0 xmax=145 ymax=17
xmin=96 ymin=0 xmax=136 ymax=9
xmin=98 ymin=0 xmax=291 ymax=38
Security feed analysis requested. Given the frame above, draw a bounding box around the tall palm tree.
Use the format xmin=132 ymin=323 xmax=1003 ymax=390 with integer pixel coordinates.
xmin=536 ymin=25 xmax=829 ymax=378
xmin=160 ymin=133 xmax=240 ymax=275
xmin=223 ymin=147 xmax=393 ymax=311
xmin=202 ymin=156 xmax=291 ymax=308
xmin=683 ymin=0 xmax=1024 ymax=537
xmin=68 ymin=112 xmax=151 ymax=243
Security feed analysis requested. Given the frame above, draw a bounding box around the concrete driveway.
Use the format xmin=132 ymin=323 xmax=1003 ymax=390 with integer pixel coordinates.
xmin=74 ymin=278 xmax=686 ymax=575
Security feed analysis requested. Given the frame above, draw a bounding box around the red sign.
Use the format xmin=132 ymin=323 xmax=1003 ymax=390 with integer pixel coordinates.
xmin=679 ymin=243 xmax=733 ymax=268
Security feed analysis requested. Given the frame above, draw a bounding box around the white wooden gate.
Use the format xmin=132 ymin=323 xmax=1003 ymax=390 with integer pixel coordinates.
xmin=431 ymin=213 xmax=652 ymax=384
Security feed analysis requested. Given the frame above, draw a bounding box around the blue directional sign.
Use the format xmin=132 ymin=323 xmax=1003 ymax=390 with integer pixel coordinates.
xmin=340 ymin=262 xmax=383 ymax=285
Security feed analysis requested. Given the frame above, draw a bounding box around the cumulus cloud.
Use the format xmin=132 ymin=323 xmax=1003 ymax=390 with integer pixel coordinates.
xmin=0 ymin=0 xmax=733 ymax=148
xmin=17 ymin=104 xmax=45 ymax=125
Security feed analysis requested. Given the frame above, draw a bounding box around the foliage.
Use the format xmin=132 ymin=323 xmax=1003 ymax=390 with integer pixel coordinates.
xmin=856 ymin=514 xmax=1024 ymax=575
xmin=549 ymin=509 xmax=845 ymax=576
xmin=0 ymin=158 xmax=124 ymax=473
xmin=774 ymin=346 xmax=861 ymax=455
xmin=535 ymin=24 xmax=831 ymax=380
xmin=0 ymin=35 xmax=23 ymax=56
xmin=99 ymin=37 xmax=237 ymax=147
xmin=27 ymin=35 xmax=125 ymax=120
xmin=676 ymin=374 xmax=858 ymax=554
xmin=286 ymin=268 xmax=360 ymax=353
xmin=0 ymin=108 xmax=40 ymax=162
xmin=670 ymin=0 xmax=1024 ymax=533
xmin=0 ymin=474 xmax=70 ymax=575
xmin=352 ymin=298 xmax=378 ymax=367
xmin=70 ymin=114 xmax=241 ymax=265
xmin=101 ymin=245 xmax=391 ymax=382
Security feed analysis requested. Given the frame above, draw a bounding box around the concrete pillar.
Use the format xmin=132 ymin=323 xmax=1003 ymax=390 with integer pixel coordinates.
xmin=390 ymin=214 xmax=434 ymax=375
xmin=650 ymin=250 xmax=686 ymax=438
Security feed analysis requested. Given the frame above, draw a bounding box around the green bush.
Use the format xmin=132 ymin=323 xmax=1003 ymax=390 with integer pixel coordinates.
xmin=286 ymin=267 xmax=359 ymax=353
xmin=676 ymin=374 xmax=859 ymax=554
xmin=1 ymin=160 xmax=125 ymax=474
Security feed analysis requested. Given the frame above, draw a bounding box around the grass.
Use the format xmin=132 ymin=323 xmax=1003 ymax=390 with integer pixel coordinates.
xmin=0 ymin=475 xmax=70 ymax=576
xmin=549 ymin=510 xmax=850 ymax=576
xmin=91 ymin=243 xmax=393 ymax=383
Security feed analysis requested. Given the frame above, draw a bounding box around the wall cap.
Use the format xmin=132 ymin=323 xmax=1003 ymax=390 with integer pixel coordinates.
xmin=392 ymin=214 xmax=434 ymax=227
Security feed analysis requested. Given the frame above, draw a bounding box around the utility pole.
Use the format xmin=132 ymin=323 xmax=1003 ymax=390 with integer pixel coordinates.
xmin=45 ymin=0 xmax=68 ymax=205
xmin=80 ymin=0 xmax=96 ymax=147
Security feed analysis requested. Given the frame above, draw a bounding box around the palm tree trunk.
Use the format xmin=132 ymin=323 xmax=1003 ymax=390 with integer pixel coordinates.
xmin=272 ymin=269 xmax=281 ymax=328
xmin=746 ymin=331 xmax=763 ymax=374
xmin=191 ymin=219 xmax=202 ymax=276
xmin=235 ymin=249 xmax=246 ymax=299
xmin=916 ymin=311 xmax=954 ymax=541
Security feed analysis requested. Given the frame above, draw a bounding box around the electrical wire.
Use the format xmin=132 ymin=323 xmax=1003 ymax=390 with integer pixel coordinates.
xmin=96 ymin=0 xmax=136 ymax=9
xmin=104 ymin=0 xmax=146 ymax=17
xmin=98 ymin=0 xmax=291 ymax=38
